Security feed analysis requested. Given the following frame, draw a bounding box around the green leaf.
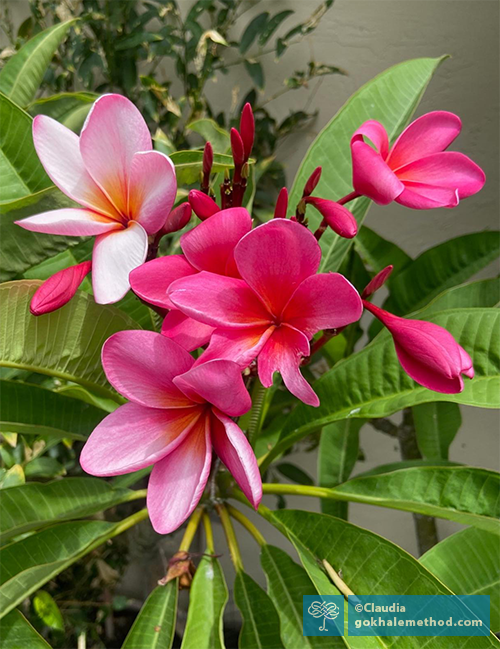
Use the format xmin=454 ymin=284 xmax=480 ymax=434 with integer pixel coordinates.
xmin=354 ymin=226 xmax=412 ymax=277
xmin=0 ymin=513 xmax=146 ymax=619
xmin=0 ymin=465 xmax=25 ymax=489
xmin=0 ymin=477 xmax=138 ymax=544
xmin=234 ymin=570 xmax=284 ymax=649
xmin=170 ymin=150 xmax=236 ymax=185
xmin=288 ymin=56 xmax=448 ymax=273
xmin=244 ymin=60 xmax=264 ymax=89
xmin=273 ymin=509 xmax=500 ymax=648
xmin=122 ymin=581 xmax=178 ymax=649
xmin=318 ymin=420 xmax=364 ymax=519
xmin=413 ymin=402 xmax=462 ymax=460
xmin=420 ymin=527 xmax=500 ymax=631
xmin=329 ymin=466 xmax=500 ymax=534
xmin=24 ymin=457 xmax=65 ymax=479
xmin=260 ymin=544 xmax=337 ymax=648
xmin=0 ymin=21 xmax=75 ymax=107
xmin=277 ymin=462 xmax=314 ymax=485
xmin=0 ymin=380 xmax=106 ymax=441
xmin=181 ymin=552 xmax=227 ymax=649
xmin=33 ymin=590 xmax=64 ymax=631
xmin=28 ymin=91 xmax=97 ymax=133
xmin=0 ymin=93 xmax=52 ymax=205
xmin=187 ymin=118 xmax=230 ymax=153
xmin=240 ymin=13 xmax=269 ymax=53
xmin=418 ymin=277 xmax=500 ymax=317
xmin=258 ymin=10 xmax=294 ymax=46
xmin=267 ymin=308 xmax=500 ymax=465
xmin=0 ymin=609 xmax=51 ymax=649
xmin=0 ymin=280 xmax=139 ymax=399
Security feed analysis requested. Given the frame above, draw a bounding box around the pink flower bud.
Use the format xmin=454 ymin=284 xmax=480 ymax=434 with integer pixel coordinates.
xmin=303 ymin=166 xmax=322 ymax=197
xmin=163 ymin=203 xmax=192 ymax=234
xmin=361 ymin=265 xmax=393 ymax=299
xmin=230 ymin=128 xmax=245 ymax=167
xmin=203 ymin=141 xmax=213 ymax=177
xmin=304 ymin=197 xmax=357 ymax=238
xmin=188 ymin=189 xmax=220 ymax=220
xmin=239 ymin=103 xmax=255 ymax=161
xmin=274 ymin=187 xmax=288 ymax=218
xmin=363 ymin=300 xmax=474 ymax=394
xmin=30 ymin=261 xmax=92 ymax=316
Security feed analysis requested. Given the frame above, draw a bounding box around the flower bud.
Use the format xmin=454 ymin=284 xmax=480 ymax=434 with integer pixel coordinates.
xmin=230 ymin=128 xmax=245 ymax=167
xmin=304 ymin=196 xmax=357 ymax=238
xmin=203 ymin=141 xmax=213 ymax=177
xmin=363 ymin=300 xmax=474 ymax=393
xmin=303 ymin=166 xmax=322 ymax=197
xmin=361 ymin=265 xmax=393 ymax=299
xmin=274 ymin=187 xmax=288 ymax=218
xmin=239 ymin=102 xmax=255 ymax=161
xmin=163 ymin=203 xmax=192 ymax=234
xmin=188 ymin=189 xmax=220 ymax=220
xmin=30 ymin=261 xmax=92 ymax=316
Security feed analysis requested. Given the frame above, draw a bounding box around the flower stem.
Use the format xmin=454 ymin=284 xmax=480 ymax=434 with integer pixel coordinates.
xmin=227 ymin=504 xmax=265 ymax=546
xmin=203 ymin=512 xmax=215 ymax=553
xmin=323 ymin=560 xmax=356 ymax=598
xmin=260 ymin=483 xmax=344 ymax=501
xmin=216 ymin=503 xmax=244 ymax=571
xmin=178 ymin=507 xmax=204 ymax=552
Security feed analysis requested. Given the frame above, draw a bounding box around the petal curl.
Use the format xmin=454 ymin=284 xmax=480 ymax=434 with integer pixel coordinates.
xmin=161 ymin=310 xmax=215 ymax=352
xmin=16 ymin=208 xmax=122 ymax=236
xmin=130 ymin=255 xmax=197 ymax=310
xmin=351 ymin=140 xmax=404 ymax=205
xmin=351 ymin=119 xmax=389 ymax=159
xmin=395 ymin=182 xmax=459 ymax=209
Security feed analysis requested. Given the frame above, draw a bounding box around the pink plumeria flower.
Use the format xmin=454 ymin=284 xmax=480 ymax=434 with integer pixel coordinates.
xmin=130 ymin=207 xmax=252 ymax=351
xmin=363 ymin=300 xmax=474 ymax=393
xmin=351 ymin=111 xmax=485 ymax=209
xmin=80 ymin=331 xmax=261 ymax=534
xmin=30 ymin=261 xmax=92 ymax=316
xmin=168 ymin=219 xmax=363 ymax=407
xmin=16 ymin=94 xmax=176 ymax=304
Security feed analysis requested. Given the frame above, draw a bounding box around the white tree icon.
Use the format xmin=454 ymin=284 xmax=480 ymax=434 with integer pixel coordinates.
xmin=307 ymin=600 xmax=340 ymax=631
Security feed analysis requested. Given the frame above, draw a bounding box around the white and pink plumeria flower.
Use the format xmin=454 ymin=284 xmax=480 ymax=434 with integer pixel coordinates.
xmin=16 ymin=94 xmax=177 ymax=304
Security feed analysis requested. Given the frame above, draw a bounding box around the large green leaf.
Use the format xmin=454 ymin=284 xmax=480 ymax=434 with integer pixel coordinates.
xmin=260 ymin=544 xmax=337 ymax=648
xmin=28 ymin=91 xmax=97 ymax=133
xmin=0 ymin=93 xmax=52 ymax=205
xmin=329 ymin=466 xmax=500 ymax=534
xmin=317 ymin=419 xmax=364 ymax=519
xmin=0 ymin=379 xmax=105 ymax=441
xmin=234 ymin=570 xmax=284 ymax=649
xmin=266 ymin=308 xmax=500 ymax=465
xmin=273 ymin=510 xmax=500 ymax=648
xmin=413 ymin=401 xmax=462 ymax=460
xmin=0 ymin=609 xmax=51 ymax=649
xmin=0 ymin=513 xmax=146 ymax=619
xmin=181 ymin=552 xmax=227 ymax=649
xmin=0 ymin=280 xmax=139 ymax=399
xmin=417 ymin=277 xmax=500 ymax=316
xmin=354 ymin=226 xmax=412 ymax=277
xmin=187 ymin=118 xmax=230 ymax=153
xmin=420 ymin=528 xmax=500 ymax=631
xmin=288 ymin=56 xmax=447 ymax=273
xmin=0 ymin=21 xmax=75 ymax=107
xmin=0 ymin=478 xmax=139 ymax=544
xmin=122 ymin=581 xmax=178 ymax=649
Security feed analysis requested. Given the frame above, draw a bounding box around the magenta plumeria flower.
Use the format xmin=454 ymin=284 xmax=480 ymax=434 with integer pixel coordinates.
xmin=80 ymin=330 xmax=261 ymax=534
xmin=363 ymin=300 xmax=474 ymax=393
xmin=130 ymin=207 xmax=252 ymax=351
xmin=351 ymin=111 xmax=485 ymax=208
xmin=30 ymin=261 xmax=92 ymax=316
xmin=168 ymin=219 xmax=363 ymax=406
xmin=16 ymin=94 xmax=177 ymax=304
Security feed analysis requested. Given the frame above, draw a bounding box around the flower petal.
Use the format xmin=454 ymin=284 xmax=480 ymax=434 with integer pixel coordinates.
xmin=173 ymin=359 xmax=251 ymax=417
xmin=195 ymin=326 xmax=274 ymax=368
xmin=130 ymin=255 xmax=197 ymax=310
xmin=395 ymin=152 xmax=486 ymax=199
xmin=80 ymin=94 xmax=152 ymax=214
xmin=180 ymin=207 xmax=252 ymax=274
xmin=234 ymin=219 xmax=321 ymax=316
xmin=282 ymin=273 xmax=362 ymax=338
xmin=127 ymin=150 xmax=177 ymax=234
xmin=210 ymin=410 xmax=262 ymax=509
xmin=168 ymin=271 xmax=271 ymax=329
xmin=304 ymin=197 xmax=358 ymax=238
xmin=388 ymin=111 xmax=462 ymax=169
xmin=30 ymin=261 xmax=92 ymax=316
xmin=92 ymin=221 xmax=148 ymax=304
xmin=16 ymin=208 xmax=122 ymax=236
xmin=102 ymin=330 xmax=194 ymax=408
xmin=395 ymin=343 xmax=464 ymax=394
xmin=80 ymin=402 xmax=202 ymax=476
xmin=395 ymin=182 xmax=459 ymax=209
xmin=351 ymin=119 xmax=389 ymax=159
xmin=161 ymin=310 xmax=215 ymax=352
xmin=32 ymin=115 xmax=120 ymax=219
xmin=351 ymin=140 xmax=405 ymax=205
xmin=258 ymin=325 xmax=319 ymax=407
xmin=147 ymin=415 xmax=212 ymax=534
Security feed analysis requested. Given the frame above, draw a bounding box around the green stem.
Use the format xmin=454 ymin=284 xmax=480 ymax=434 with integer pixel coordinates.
xmin=203 ymin=512 xmax=215 ymax=553
xmin=261 ymin=483 xmax=340 ymax=500
xmin=227 ymin=504 xmax=265 ymax=546
xmin=216 ymin=503 xmax=244 ymax=571
xmin=178 ymin=507 xmax=204 ymax=552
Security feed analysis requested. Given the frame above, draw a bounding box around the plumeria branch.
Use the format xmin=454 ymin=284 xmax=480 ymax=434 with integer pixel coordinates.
xmin=216 ymin=503 xmax=244 ymax=571
xmin=178 ymin=507 xmax=205 ymax=553
xmin=227 ymin=504 xmax=266 ymax=546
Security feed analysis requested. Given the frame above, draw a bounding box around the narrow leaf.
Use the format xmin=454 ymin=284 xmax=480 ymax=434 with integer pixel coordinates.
xmin=413 ymin=401 xmax=462 ymax=460
xmin=122 ymin=581 xmax=178 ymax=649
xmin=240 ymin=13 xmax=269 ymax=53
xmin=0 ymin=609 xmax=51 ymax=649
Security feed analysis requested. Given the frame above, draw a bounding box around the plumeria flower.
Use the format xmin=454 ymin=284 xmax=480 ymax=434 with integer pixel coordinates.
xmin=168 ymin=219 xmax=363 ymax=406
xmin=30 ymin=261 xmax=92 ymax=316
xmin=351 ymin=111 xmax=485 ymax=209
xmin=130 ymin=207 xmax=252 ymax=351
xmin=16 ymin=94 xmax=176 ymax=304
xmin=80 ymin=331 xmax=261 ymax=534
xmin=363 ymin=300 xmax=474 ymax=393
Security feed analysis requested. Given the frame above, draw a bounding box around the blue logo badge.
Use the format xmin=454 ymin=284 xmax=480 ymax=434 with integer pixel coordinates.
xmin=303 ymin=595 xmax=344 ymax=636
